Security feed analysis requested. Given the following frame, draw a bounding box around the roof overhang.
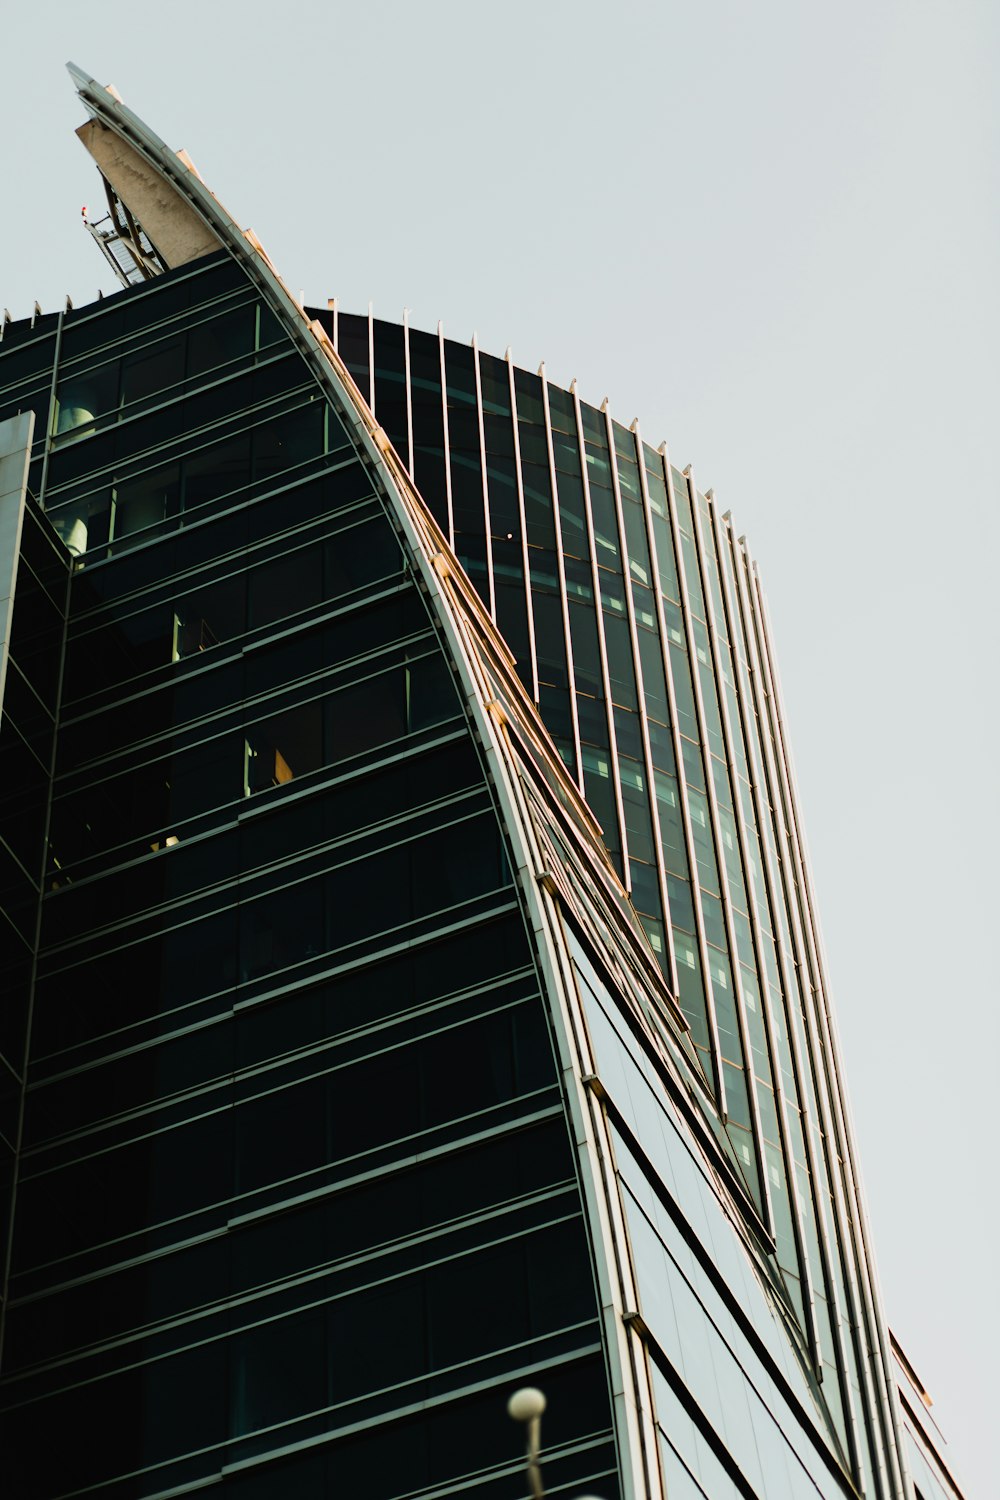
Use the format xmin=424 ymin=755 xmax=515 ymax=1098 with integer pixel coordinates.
xmin=69 ymin=62 xmax=225 ymax=279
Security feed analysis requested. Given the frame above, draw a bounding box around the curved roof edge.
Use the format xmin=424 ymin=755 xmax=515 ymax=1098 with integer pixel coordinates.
xmin=69 ymin=63 xmax=226 ymax=274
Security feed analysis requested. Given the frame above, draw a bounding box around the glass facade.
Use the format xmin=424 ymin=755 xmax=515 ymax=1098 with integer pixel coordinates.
xmin=0 ymin=65 xmax=963 ymax=1500
xmin=0 ymin=256 xmax=617 ymax=1500
xmin=319 ymin=301 xmax=915 ymax=1500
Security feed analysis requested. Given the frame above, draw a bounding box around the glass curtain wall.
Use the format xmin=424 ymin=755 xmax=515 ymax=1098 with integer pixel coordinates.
xmin=0 ymin=254 xmax=619 ymax=1500
xmin=309 ymin=306 xmax=899 ymax=1499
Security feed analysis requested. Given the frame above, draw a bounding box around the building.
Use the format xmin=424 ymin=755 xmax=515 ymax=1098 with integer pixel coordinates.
xmin=0 ymin=65 xmax=964 ymax=1500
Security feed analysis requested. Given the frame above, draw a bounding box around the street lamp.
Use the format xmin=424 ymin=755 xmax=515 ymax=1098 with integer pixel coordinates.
xmin=507 ymin=1386 xmax=605 ymax=1500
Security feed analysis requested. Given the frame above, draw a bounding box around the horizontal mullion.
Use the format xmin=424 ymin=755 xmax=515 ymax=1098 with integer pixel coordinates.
xmin=47 ymin=714 xmax=465 ymax=886
xmin=12 ymin=1091 xmax=561 ymax=1296
xmin=65 ymin=496 xmax=384 ymax=653
xmin=5 ymin=1196 xmax=581 ymax=1387
xmin=45 ymin=961 xmax=539 ymax=1144
xmin=0 ymin=1330 xmax=603 ymax=1479
xmin=40 ymin=790 xmax=495 ymax=956
xmin=36 ymin=870 xmax=515 ymax=994
xmin=30 ymin=896 xmax=522 ymax=1074
xmin=57 ymin=279 xmax=256 ymax=376
xmin=55 ymin=584 xmax=423 ymax=759
xmin=51 ymin=344 xmax=297 ymax=453
xmin=44 ymin=382 xmax=320 ymax=506
xmin=10 ymin=1105 xmax=563 ymax=1308
xmin=65 ymin=452 xmax=371 ymax=619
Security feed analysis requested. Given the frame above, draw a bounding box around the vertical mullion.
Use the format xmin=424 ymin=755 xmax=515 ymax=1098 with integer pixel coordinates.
xmin=603 ymin=409 xmax=675 ymax=976
xmin=38 ymin=305 xmax=66 ymax=504
xmin=366 ymin=302 xmax=375 ymax=413
xmin=539 ymin=364 xmax=585 ymax=793
xmin=630 ymin=422 xmax=686 ymax=1008
xmin=660 ymin=456 xmax=731 ymax=1116
xmin=471 ymin=335 xmax=497 ymax=622
xmin=637 ymin=443 xmax=726 ymax=1101
xmin=572 ymin=384 xmax=630 ymax=890
xmin=328 ymin=297 xmax=338 ymax=352
xmin=739 ymin=553 xmax=867 ymax=1485
xmin=403 ymin=309 xmax=414 ymax=483
xmin=507 ymin=353 xmax=540 ymax=705
xmin=748 ymin=556 xmax=906 ymax=1499
xmin=688 ymin=483 xmax=776 ymax=1238
xmin=726 ymin=525 xmax=827 ymax=1374
xmin=437 ymin=321 xmax=454 ymax=549
xmin=707 ymin=500 xmax=815 ymax=1268
xmin=709 ymin=511 xmax=798 ymax=1051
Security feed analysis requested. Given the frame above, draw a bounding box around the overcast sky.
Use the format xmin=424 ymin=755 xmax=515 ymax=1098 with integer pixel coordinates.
xmin=2 ymin=3 xmax=996 ymax=1493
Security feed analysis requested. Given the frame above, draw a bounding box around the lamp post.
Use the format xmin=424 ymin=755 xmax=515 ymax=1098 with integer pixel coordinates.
xmin=507 ymin=1386 xmax=605 ymax=1500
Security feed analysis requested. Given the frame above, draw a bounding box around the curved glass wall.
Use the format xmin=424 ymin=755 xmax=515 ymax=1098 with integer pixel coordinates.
xmin=317 ymin=305 xmax=910 ymax=1499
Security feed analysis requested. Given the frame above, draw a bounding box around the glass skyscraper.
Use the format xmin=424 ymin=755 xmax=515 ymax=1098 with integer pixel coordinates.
xmin=0 ymin=66 xmax=965 ymax=1500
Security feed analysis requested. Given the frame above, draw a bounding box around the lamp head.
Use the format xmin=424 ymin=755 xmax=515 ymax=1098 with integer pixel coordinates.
xmin=507 ymin=1387 xmax=547 ymax=1423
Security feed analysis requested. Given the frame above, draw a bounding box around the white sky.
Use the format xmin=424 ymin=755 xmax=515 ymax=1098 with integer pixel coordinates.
xmin=2 ymin=3 xmax=996 ymax=1494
